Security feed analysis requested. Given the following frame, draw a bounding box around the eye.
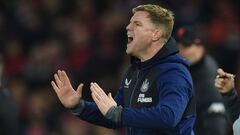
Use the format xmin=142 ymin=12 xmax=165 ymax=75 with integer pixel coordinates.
xmin=134 ymin=22 xmax=142 ymax=26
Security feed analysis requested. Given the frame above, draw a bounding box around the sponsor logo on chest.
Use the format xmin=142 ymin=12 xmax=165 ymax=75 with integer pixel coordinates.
xmin=137 ymin=79 xmax=152 ymax=103
xmin=137 ymin=93 xmax=152 ymax=103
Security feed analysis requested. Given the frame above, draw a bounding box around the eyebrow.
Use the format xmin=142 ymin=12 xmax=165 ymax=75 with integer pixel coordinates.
xmin=132 ymin=20 xmax=143 ymax=26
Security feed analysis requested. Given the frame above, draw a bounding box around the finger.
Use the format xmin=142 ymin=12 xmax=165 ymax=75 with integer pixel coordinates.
xmin=94 ymin=83 xmax=104 ymax=92
xmin=215 ymin=81 xmax=222 ymax=88
xmin=215 ymin=78 xmax=223 ymax=84
xmin=90 ymin=84 xmax=102 ymax=101
xmin=51 ymin=81 xmax=60 ymax=93
xmin=91 ymin=91 xmax=100 ymax=103
xmin=92 ymin=92 xmax=107 ymax=114
xmin=217 ymin=68 xmax=226 ymax=76
xmin=216 ymin=78 xmax=224 ymax=82
xmin=215 ymin=84 xmax=223 ymax=90
xmin=215 ymin=78 xmax=225 ymax=88
xmin=217 ymin=68 xmax=235 ymax=79
xmin=61 ymin=70 xmax=72 ymax=86
xmin=91 ymin=83 xmax=104 ymax=97
xmin=93 ymin=83 xmax=108 ymax=98
xmin=220 ymin=72 xmax=234 ymax=78
xmin=91 ymin=92 xmax=102 ymax=108
xmin=91 ymin=83 xmax=110 ymax=106
xmin=225 ymin=73 xmax=235 ymax=79
xmin=215 ymin=79 xmax=224 ymax=87
xmin=108 ymin=92 xmax=117 ymax=106
xmin=54 ymin=73 xmax=62 ymax=87
xmin=57 ymin=70 xmax=62 ymax=80
xmin=93 ymin=91 xmax=103 ymax=102
xmin=91 ymin=83 xmax=109 ymax=107
xmin=214 ymin=80 xmax=221 ymax=87
xmin=76 ymin=83 xmax=84 ymax=95
xmin=108 ymin=93 xmax=114 ymax=101
xmin=92 ymin=92 xmax=105 ymax=108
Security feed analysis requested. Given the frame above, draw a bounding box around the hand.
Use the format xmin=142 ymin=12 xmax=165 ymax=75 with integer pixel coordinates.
xmin=51 ymin=70 xmax=84 ymax=109
xmin=215 ymin=68 xmax=235 ymax=93
xmin=90 ymin=82 xmax=117 ymax=116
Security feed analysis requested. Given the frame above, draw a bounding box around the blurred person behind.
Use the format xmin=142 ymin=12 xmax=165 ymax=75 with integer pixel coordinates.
xmin=176 ymin=26 xmax=228 ymax=135
xmin=215 ymin=68 xmax=240 ymax=135
xmin=0 ymin=54 xmax=19 ymax=135
xmin=3 ymin=39 xmax=26 ymax=77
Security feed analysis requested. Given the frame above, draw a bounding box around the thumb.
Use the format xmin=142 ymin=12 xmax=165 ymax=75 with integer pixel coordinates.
xmin=217 ymin=68 xmax=226 ymax=76
xmin=76 ymin=83 xmax=84 ymax=95
xmin=108 ymin=93 xmax=117 ymax=106
xmin=108 ymin=93 xmax=114 ymax=101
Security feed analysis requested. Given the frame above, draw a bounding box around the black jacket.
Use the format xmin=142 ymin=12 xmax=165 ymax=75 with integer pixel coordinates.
xmin=190 ymin=55 xmax=228 ymax=135
xmin=0 ymin=87 xmax=19 ymax=135
xmin=222 ymin=89 xmax=240 ymax=123
xmin=73 ymin=38 xmax=196 ymax=135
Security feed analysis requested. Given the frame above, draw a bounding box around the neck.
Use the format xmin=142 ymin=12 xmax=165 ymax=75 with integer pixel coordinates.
xmin=139 ymin=42 xmax=164 ymax=62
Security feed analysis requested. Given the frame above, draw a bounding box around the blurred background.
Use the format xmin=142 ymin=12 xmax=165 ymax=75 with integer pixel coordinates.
xmin=0 ymin=0 xmax=239 ymax=135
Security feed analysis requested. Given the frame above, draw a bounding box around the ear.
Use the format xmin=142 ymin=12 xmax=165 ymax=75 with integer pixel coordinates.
xmin=152 ymin=29 xmax=163 ymax=41
xmin=198 ymin=44 xmax=205 ymax=53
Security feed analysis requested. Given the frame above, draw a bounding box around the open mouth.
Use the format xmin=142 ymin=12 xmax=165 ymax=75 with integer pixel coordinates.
xmin=127 ymin=36 xmax=133 ymax=44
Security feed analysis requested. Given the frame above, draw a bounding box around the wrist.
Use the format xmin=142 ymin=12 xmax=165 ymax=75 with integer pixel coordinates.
xmin=105 ymin=106 xmax=123 ymax=124
xmin=70 ymin=99 xmax=85 ymax=116
xmin=221 ymin=88 xmax=235 ymax=96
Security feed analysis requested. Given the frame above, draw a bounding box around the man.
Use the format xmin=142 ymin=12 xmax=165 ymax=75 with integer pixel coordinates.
xmin=0 ymin=54 xmax=19 ymax=135
xmin=215 ymin=68 xmax=240 ymax=135
xmin=176 ymin=26 xmax=228 ymax=135
xmin=52 ymin=4 xmax=195 ymax=135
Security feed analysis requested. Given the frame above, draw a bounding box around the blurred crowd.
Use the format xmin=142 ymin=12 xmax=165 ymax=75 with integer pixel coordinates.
xmin=0 ymin=0 xmax=239 ymax=135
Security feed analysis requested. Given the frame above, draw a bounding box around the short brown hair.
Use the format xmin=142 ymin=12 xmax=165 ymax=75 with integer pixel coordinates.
xmin=133 ymin=4 xmax=174 ymax=43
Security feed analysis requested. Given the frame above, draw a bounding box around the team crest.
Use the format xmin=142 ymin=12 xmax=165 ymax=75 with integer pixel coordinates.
xmin=140 ymin=79 xmax=149 ymax=92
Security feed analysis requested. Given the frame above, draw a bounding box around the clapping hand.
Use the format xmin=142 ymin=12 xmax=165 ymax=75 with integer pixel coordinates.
xmin=90 ymin=82 xmax=117 ymax=116
xmin=51 ymin=70 xmax=84 ymax=109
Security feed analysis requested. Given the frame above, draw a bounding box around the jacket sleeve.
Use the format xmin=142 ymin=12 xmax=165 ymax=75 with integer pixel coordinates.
xmin=222 ymin=89 xmax=240 ymax=123
xmin=71 ymin=87 xmax=124 ymax=129
xmin=194 ymin=79 xmax=227 ymax=135
xmin=122 ymin=73 xmax=194 ymax=129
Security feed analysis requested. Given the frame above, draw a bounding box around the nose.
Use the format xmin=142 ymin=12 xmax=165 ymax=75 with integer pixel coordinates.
xmin=126 ymin=23 xmax=132 ymax=31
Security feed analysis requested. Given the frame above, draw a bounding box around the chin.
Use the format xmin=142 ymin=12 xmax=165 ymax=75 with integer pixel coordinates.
xmin=126 ymin=49 xmax=131 ymax=55
xmin=126 ymin=50 xmax=137 ymax=58
xmin=126 ymin=44 xmax=136 ymax=56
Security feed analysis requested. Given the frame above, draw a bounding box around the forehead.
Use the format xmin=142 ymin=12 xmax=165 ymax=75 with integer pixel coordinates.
xmin=130 ymin=11 xmax=150 ymax=21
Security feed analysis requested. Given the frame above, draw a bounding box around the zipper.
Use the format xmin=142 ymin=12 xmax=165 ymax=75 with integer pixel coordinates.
xmin=128 ymin=69 xmax=140 ymax=135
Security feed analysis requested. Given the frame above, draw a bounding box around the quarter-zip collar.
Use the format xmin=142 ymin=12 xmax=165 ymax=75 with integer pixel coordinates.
xmin=131 ymin=37 xmax=179 ymax=70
